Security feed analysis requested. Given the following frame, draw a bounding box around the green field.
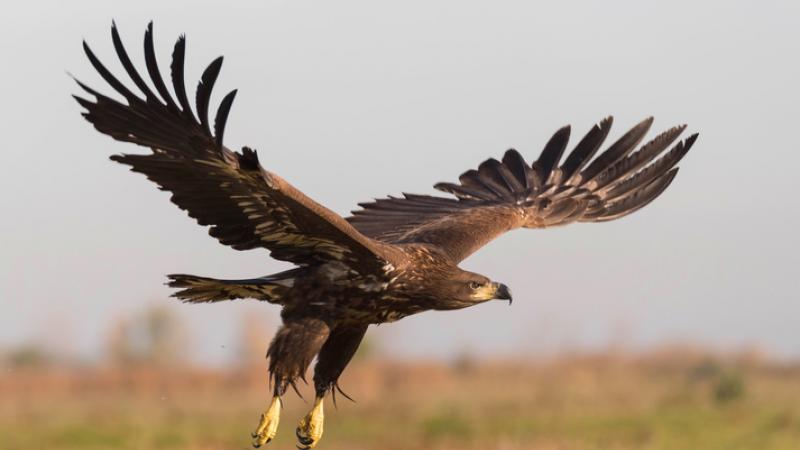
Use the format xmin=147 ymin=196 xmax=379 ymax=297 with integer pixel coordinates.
xmin=2 ymin=351 xmax=800 ymax=450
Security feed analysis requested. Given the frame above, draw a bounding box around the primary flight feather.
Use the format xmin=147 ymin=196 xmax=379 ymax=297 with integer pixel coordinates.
xmin=74 ymin=22 xmax=698 ymax=449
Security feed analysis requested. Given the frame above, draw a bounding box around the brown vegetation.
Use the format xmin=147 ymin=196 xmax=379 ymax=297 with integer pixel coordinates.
xmin=2 ymin=347 xmax=800 ymax=450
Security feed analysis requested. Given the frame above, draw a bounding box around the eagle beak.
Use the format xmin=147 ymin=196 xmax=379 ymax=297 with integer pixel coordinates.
xmin=493 ymin=283 xmax=513 ymax=304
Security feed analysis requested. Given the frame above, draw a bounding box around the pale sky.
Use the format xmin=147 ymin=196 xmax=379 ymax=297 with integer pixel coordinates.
xmin=1 ymin=0 xmax=799 ymax=364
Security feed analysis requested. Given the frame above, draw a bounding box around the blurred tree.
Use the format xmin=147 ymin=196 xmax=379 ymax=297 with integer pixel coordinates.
xmin=144 ymin=306 xmax=186 ymax=366
xmin=104 ymin=304 xmax=187 ymax=367
xmin=106 ymin=318 xmax=135 ymax=365
xmin=687 ymin=357 xmax=747 ymax=404
xmin=451 ymin=347 xmax=477 ymax=375
xmin=713 ymin=370 xmax=746 ymax=404
xmin=2 ymin=343 xmax=52 ymax=367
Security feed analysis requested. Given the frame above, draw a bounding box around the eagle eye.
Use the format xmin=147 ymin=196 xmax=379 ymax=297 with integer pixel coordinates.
xmin=469 ymin=281 xmax=482 ymax=290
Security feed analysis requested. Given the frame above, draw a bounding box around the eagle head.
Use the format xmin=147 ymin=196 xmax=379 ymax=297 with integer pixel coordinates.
xmin=429 ymin=269 xmax=512 ymax=310
xmin=393 ymin=246 xmax=513 ymax=310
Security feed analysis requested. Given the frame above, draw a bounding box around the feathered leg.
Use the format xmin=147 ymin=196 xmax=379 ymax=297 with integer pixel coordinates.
xmin=295 ymin=324 xmax=368 ymax=449
xmin=252 ymin=318 xmax=330 ymax=448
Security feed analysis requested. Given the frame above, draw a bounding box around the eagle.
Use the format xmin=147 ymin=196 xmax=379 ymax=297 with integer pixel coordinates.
xmin=74 ymin=22 xmax=698 ymax=449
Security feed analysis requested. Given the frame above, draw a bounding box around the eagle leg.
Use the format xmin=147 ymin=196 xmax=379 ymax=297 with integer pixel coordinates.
xmin=253 ymin=318 xmax=330 ymax=447
xmin=312 ymin=324 xmax=368 ymax=403
xmin=296 ymin=396 xmax=324 ymax=449
xmin=291 ymin=324 xmax=369 ymax=448
xmin=251 ymin=394 xmax=281 ymax=448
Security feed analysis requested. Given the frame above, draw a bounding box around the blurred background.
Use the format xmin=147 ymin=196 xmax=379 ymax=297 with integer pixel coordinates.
xmin=2 ymin=1 xmax=799 ymax=449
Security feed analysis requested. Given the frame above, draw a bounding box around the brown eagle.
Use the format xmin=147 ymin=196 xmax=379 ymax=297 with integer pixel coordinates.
xmin=74 ymin=22 xmax=697 ymax=449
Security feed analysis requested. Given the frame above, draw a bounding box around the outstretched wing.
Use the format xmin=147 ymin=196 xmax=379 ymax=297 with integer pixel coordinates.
xmin=348 ymin=117 xmax=697 ymax=262
xmin=74 ymin=22 xmax=389 ymax=272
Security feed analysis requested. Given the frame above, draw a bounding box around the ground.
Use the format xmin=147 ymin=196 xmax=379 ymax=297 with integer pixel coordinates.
xmin=2 ymin=350 xmax=800 ymax=450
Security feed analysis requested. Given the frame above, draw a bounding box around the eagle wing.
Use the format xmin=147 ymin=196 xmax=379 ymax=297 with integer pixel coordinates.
xmin=74 ymin=23 xmax=389 ymax=272
xmin=348 ymin=117 xmax=697 ymax=262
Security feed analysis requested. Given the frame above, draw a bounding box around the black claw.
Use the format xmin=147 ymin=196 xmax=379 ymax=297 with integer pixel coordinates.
xmin=252 ymin=433 xmax=271 ymax=447
xmin=296 ymin=431 xmax=313 ymax=446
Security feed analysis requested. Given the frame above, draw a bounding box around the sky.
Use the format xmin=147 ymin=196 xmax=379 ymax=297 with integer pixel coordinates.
xmin=1 ymin=0 xmax=799 ymax=365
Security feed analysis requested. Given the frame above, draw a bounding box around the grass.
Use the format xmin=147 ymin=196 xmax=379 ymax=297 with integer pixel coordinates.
xmin=2 ymin=351 xmax=800 ymax=449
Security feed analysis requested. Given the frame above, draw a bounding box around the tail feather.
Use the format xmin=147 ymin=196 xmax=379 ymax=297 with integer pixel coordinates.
xmin=167 ymin=270 xmax=298 ymax=304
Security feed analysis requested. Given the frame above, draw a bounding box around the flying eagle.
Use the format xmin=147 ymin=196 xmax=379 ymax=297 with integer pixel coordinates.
xmin=74 ymin=23 xmax=698 ymax=449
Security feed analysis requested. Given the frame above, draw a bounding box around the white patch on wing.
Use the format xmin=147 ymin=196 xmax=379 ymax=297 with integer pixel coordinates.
xmin=357 ymin=280 xmax=387 ymax=292
xmin=319 ymin=261 xmax=351 ymax=281
xmin=271 ymin=278 xmax=294 ymax=288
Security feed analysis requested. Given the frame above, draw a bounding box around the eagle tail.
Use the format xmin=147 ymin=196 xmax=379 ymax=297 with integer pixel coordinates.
xmin=167 ymin=269 xmax=301 ymax=304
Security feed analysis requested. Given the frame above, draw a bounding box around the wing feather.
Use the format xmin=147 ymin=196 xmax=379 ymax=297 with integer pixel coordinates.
xmin=501 ymin=149 xmax=531 ymax=190
xmin=213 ymin=89 xmax=238 ymax=148
xmin=143 ymin=22 xmax=179 ymax=111
xmin=534 ymin=125 xmax=570 ymax=185
xmin=75 ymin=23 xmax=390 ymax=272
xmin=477 ymin=159 xmax=514 ymax=198
xmin=349 ymin=117 xmax=697 ymax=262
xmin=196 ymin=56 xmax=223 ymax=135
xmin=579 ymin=116 xmax=653 ymax=184
xmin=561 ymin=116 xmax=613 ymax=181
xmin=170 ymin=35 xmax=195 ymax=121
xmin=111 ymin=21 xmax=158 ymax=102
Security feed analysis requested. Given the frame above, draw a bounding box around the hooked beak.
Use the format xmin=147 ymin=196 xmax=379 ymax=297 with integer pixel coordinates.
xmin=493 ymin=283 xmax=513 ymax=304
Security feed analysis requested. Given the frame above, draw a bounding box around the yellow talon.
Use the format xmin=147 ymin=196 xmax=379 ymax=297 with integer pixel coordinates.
xmin=252 ymin=395 xmax=281 ymax=447
xmin=296 ymin=396 xmax=324 ymax=449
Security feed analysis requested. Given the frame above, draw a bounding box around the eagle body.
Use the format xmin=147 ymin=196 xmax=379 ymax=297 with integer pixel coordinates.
xmin=260 ymin=261 xmax=409 ymax=325
xmin=177 ymin=243 xmax=492 ymax=326
xmin=74 ymin=22 xmax=698 ymax=449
